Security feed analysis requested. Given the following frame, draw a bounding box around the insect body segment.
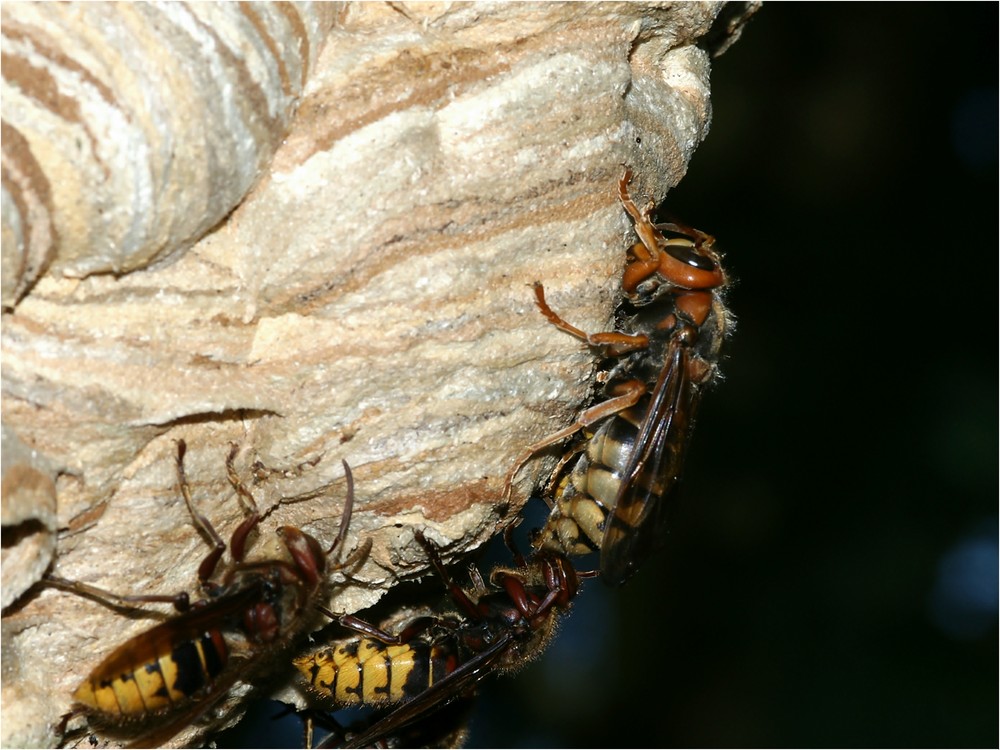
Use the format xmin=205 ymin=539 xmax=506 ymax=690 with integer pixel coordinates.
xmin=70 ymin=590 xmax=244 ymax=718
xmin=50 ymin=440 xmax=367 ymax=744
xmin=508 ymin=168 xmax=731 ymax=585
xmin=298 ymin=533 xmax=585 ymax=749
xmin=299 ymin=635 xmax=458 ymax=707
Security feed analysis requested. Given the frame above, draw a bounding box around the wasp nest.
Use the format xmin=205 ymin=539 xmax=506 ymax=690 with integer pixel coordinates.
xmin=1 ymin=2 xmax=757 ymax=746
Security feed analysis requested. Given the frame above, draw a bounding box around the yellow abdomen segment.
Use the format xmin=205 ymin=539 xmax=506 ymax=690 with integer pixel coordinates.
xmin=295 ymin=637 xmax=456 ymax=706
xmin=74 ymin=627 xmax=228 ymax=718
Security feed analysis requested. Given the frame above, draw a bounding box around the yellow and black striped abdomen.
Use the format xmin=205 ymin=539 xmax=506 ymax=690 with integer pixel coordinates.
xmin=295 ymin=637 xmax=458 ymax=706
xmin=537 ymin=402 xmax=647 ymax=557
xmin=73 ymin=623 xmax=228 ymax=719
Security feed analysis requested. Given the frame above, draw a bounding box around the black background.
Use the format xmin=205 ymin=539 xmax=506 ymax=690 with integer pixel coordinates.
xmin=469 ymin=4 xmax=998 ymax=748
xmin=220 ymin=4 xmax=997 ymax=747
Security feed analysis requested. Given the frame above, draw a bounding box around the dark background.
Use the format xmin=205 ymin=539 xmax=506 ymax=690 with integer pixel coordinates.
xmin=470 ymin=3 xmax=998 ymax=748
xmin=221 ymin=4 xmax=997 ymax=747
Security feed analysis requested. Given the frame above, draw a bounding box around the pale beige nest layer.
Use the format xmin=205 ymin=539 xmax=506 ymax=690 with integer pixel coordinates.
xmin=0 ymin=2 xmax=757 ymax=746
